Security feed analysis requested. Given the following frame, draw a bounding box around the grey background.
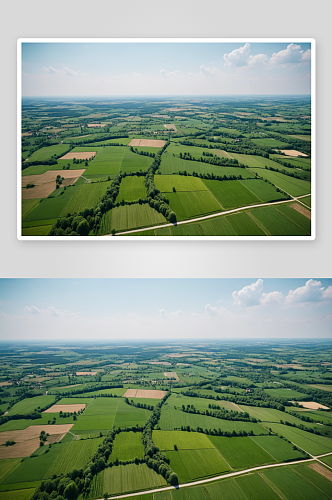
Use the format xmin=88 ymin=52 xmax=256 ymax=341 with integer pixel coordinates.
xmin=1 ymin=0 xmax=331 ymax=278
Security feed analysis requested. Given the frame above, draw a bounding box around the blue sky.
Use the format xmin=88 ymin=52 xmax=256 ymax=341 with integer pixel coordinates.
xmin=21 ymin=41 xmax=312 ymax=96
xmin=0 ymin=278 xmax=330 ymax=340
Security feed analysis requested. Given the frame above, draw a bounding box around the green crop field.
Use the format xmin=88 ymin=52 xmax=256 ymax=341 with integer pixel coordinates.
xmin=208 ymin=436 xmax=275 ymax=469
xmin=248 ymin=204 xmax=311 ymax=236
xmin=160 ymin=153 xmax=254 ymax=178
xmin=0 ymin=489 xmax=36 ymax=500
xmin=154 ymin=175 xmax=208 ymax=193
xmin=238 ymin=405 xmax=318 ymax=428
xmin=251 ymin=138 xmax=290 ymax=149
xmin=21 ymin=225 xmax=53 ymax=236
xmin=263 ymin=423 xmax=332 ymax=455
xmin=0 ymin=458 xmax=21 ymax=483
xmin=235 ymin=473 xmax=282 ymax=500
xmin=116 ymin=176 xmax=147 ymax=202
xmin=25 ymin=145 xmax=70 ymax=163
xmin=321 ymin=454 xmax=332 ymax=467
xmin=100 ymin=204 xmax=167 ymax=234
xmin=109 ymin=431 xmax=144 ymax=461
xmin=159 ymin=406 xmax=269 ymax=434
xmin=301 ymin=195 xmax=311 ymax=208
xmin=166 ymin=448 xmax=230 ymax=482
xmin=8 ymin=395 xmax=55 ymax=415
xmin=239 ymin=179 xmax=289 ymax=203
xmin=153 ymin=430 xmax=215 ymax=451
xmin=121 ymin=149 xmax=153 ymax=172
xmin=167 ymin=191 xmax=222 ymax=220
xmin=22 ymin=199 xmax=41 ymax=219
xmin=262 ymin=466 xmax=331 ymax=500
xmin=83 ymin=146 xmax=124 ymax=176
xmin=3 ymin=445 xmax=64 ymax=483
xmin=249 ymin=168 xmax=311 ymax=197
xmin=58 ymin=180 xmax=113 ymax=216
xmin=203 ymin=180 xmax=261 ymax=209
xmin=251 ymin=435 xmax=308 ymax=462
xmin=91 ymin=464 xmax=167 ymax=497
xmin=45 ymin=437 xmax=104 ymax=477
xmin=23 ymin=187 xmax=78 ymax=221
xmin=264 ymin=388 xmax=306 ymax=399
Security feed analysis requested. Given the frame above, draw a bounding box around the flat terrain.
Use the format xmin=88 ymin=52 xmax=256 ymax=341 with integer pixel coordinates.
xmin=20 ymin=96 xmax=312 ymax=237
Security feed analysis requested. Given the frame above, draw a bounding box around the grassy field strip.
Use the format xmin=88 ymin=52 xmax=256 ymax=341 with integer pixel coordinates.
xmin=113 ymin=197 xmax=305 ymax=236
xmin=102 ymin=458 xmax=316 ymax=499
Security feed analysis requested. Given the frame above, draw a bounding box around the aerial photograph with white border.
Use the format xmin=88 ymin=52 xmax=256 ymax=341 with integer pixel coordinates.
xmin=18 ymin=38 xmax=315 ymax=240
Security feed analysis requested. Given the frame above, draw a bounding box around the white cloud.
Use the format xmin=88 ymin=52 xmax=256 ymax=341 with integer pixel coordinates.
xmin=24 ymin=305 xmax=77 ymax=318
xmin=24 ymin=305 xmax=42 ymax=314
xmin=248 ymin=53 xmax=269 ymax=66
xmin=204 ymin=304 xmax=230 ymax=317
xmin=224 ymin=43 xmax=251 ymax=68
xmin=159 ymin=309 xmax=182 ymax=319
xmin=269 ymin=44 xmax=311 ymax=67
xmin=0 ymin=311 xmax=10 ymax=318
xmin=42 ymin=66 xmax=89 ymax=77
xmin=199 ymin=65 xmax=219 ymax=76
xmin=284 ymin=279 xmax=332 ymax=308
xmin=160 ymin=69 xmax=180 ymax=78
xmin=260 ymin=291 xmax=284 ymax=306
xmin=232 ymin=279 xmax=264 ymax=307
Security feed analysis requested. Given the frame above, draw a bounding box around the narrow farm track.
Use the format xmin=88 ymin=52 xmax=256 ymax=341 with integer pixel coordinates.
xmin=108 ymin=195 xmax=311 ymax=236
xmin=100 ymin=451 xmax=332 ymax=499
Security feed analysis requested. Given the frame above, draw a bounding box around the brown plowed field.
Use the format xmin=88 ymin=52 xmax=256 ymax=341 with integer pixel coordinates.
xmin=308 ymin=463 xmax=332 ymax=481
xmin=0 ymin=424 xmax=74 ymax=445
xmin=278 ymin=150 xmax=308 ymax=157
xmin=60 ymin=152 xmax=96 ymax=160
xmin=290 ymin=401 xmax=330 ymax=410
xmin=76 ymin=371 xmax=97 ymax=376
xmin=291 ymin=203 xmax=311 ymax=219
xmin=88 ymin=123 xmax=106 ymax=127
xmin=123 ymin=389 xmax=167 ymax=399
xmin=129 ymin=139 xmax=166 ymax=147
xmin=43 ymin=404 xmax=86 ymax=413
xmin=0 ymin=438 xmax=40 ymax=459
xmin=0 ymin=424 xmax=73 ymax=458
xmin=22 ymin=169 xmax=85 ymax=199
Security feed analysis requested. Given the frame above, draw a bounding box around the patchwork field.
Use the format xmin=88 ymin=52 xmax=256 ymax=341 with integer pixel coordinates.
xmin=124 ymin=389 xmax=167 ymax=399
xmin=20 ymin=96 xmax=312 ymax=237
xmin=166 ymin=448 xmax=230 ymax=482
xmin=100 ymin=204 xmax=167 ymax=234
xmin=109 ymin=431 xmax=144 ymax=461
xmin=208 ymin=436 xmax=276 ymax=469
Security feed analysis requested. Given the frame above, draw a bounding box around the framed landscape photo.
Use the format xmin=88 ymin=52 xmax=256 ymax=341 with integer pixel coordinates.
xmin=18 ymin=38 xmax=315 ymax=239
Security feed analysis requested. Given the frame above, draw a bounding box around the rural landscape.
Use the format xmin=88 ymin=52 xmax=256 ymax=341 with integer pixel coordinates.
xmin=0 ymin=339 xmax=331 ymax=500
xmin=20 ymin=41 xmax=313 ymax=237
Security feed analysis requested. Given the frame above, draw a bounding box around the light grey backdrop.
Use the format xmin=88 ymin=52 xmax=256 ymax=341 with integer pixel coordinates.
xmin=2 ymin=0 xmax=331 ymax=278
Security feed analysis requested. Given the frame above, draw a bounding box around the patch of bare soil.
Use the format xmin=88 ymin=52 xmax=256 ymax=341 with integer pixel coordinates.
xmin=87 ymin=123 xmax=106 ymax=127
xmin=22 ymin=169 xmax=85 ymax=199
xmin=0 ymin=438 xmax=40 ymax=459
xmin=123 ymin=389 xmax=167 ymax=399
xmin=291 ymin=203 xmax=311 ymax=220
xmin=43 ymin=404 xmax=86 ymax=413
xmin=277 ymin=150 xmax=308 ymax=157
xmin=308 ymin=463 xmax=332 ymax=481
xmin=129 ymin=139 xmax=167 ymax=147
xmin=60 ymin=152 xmax=96 ymax=160
xmin=76 ymin=371 xmax=97 ymax=376
xmin=289 ymin=401 xmax=330 ymax=410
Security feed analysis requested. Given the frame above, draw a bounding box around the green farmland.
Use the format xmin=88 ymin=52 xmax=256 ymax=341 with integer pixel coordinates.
xmin=1 ymin=337 xmax=332 ymax=500
xmin=21 ymin=95 xmax=312 ymax=236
